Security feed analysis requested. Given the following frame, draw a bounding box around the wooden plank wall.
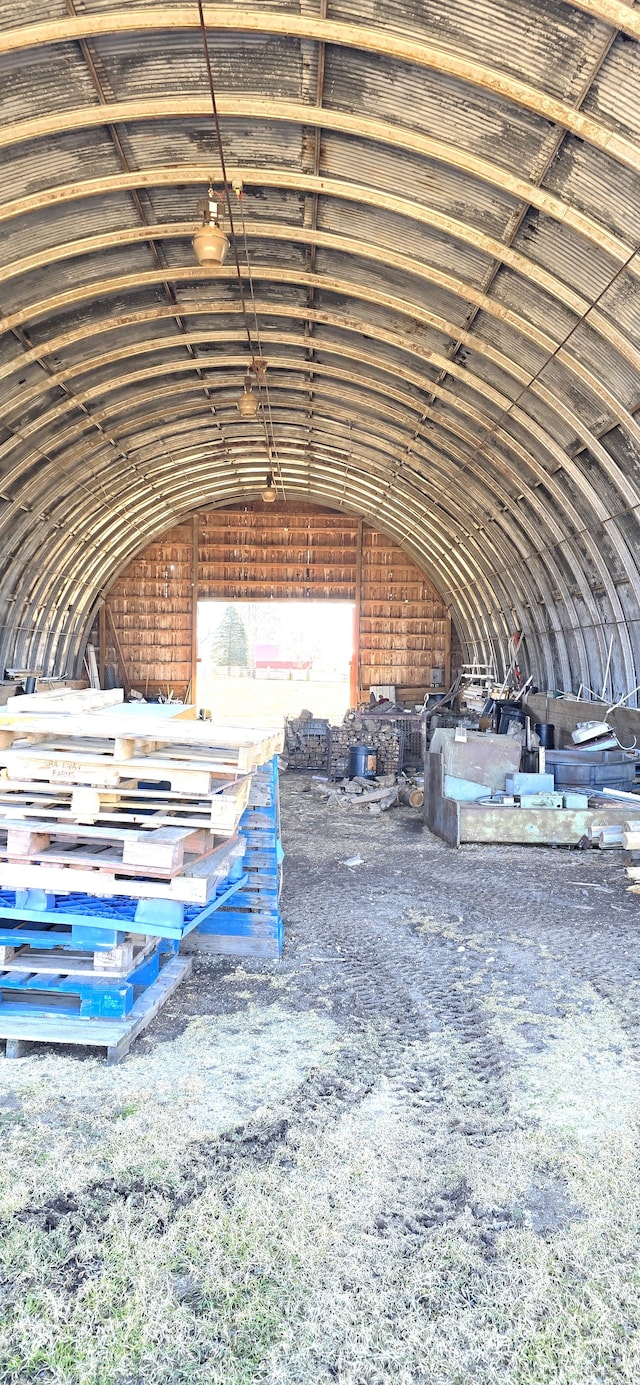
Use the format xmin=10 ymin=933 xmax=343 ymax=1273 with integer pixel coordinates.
xmin=102 ymin=524 xmax=193 ymax=698
xmin=360 ymin=529 xmax=449 ymax=696
xmin=102 ymin=504 xmax=450 ymax=700
xmin=198 ymin=503 xmax=358 ymax=600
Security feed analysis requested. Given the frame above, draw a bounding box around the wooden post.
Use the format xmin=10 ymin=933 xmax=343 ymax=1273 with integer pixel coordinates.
xmin=444 ymin=611 xmax=452 ymax=690
xmin=105 ymin=604 xmax=131 ymax=698
xmin=350 ymin=518 xmax=364 ymax=707
xmin=98 ymin=603 xmax=106 ymax=689
xmin=190 ymin=514 xmax=199 ymax=706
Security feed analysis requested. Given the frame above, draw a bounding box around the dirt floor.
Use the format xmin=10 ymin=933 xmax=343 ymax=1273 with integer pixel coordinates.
xmin=2 ymin=773 xmax=640 ymax=1383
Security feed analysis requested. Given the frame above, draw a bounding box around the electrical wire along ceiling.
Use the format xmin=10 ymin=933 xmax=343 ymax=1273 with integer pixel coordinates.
xmin=1 ymin=1 xmax=640 ymax=697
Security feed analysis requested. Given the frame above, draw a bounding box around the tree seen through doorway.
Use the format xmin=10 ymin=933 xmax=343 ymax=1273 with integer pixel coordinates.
xmin=212 ymin=605 xmax=250 ymax=670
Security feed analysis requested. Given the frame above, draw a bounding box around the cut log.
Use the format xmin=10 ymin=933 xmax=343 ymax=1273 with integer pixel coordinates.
xmin=398 ymin=785 xmax=424 ymax=808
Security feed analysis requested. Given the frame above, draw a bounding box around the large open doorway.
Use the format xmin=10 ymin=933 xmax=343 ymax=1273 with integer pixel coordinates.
xmin=197 ymin=600 xmax=355 ymax=726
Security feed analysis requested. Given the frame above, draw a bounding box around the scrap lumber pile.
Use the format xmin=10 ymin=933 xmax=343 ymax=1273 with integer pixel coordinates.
xmin=315 ymin=772 xmax=423 ymax=816
xmin=0 ymin=690 xmax=283 ymax=1061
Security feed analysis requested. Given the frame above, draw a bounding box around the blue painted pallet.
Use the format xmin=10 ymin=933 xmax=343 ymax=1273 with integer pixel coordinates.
xmin=0 ymin=868 xmax=248 ymax=943
xmin=184 ymin=758 xmax=284 ymax=959
xmin=220 ymin=886 xmax=279 ymax=910
xmin=208 ymin=892 xmax=282 ymax=949
xmin=0 ymin=942 xmax=166 ymax=1019
xmin=0 ymin=955 xmax=192 ymax=1064
xmin=0 ymin=923 xmax=177 ymax=971
xmin=182 ymin=912 xmax=283 ymax=959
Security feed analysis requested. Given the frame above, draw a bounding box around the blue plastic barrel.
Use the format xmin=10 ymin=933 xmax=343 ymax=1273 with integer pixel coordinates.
xmin=348 ymin=744 xmax=377 ymax=779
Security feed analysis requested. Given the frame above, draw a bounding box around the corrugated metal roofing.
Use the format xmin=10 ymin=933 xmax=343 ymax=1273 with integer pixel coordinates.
xmin=0 ymin=0 xmax=639 ymax=694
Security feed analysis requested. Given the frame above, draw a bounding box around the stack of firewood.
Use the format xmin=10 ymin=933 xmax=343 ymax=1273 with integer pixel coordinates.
xmin=284 ymin=712 xmax=330 ymax=770
xmin=328 ymin=715 xmax=403 ymax=777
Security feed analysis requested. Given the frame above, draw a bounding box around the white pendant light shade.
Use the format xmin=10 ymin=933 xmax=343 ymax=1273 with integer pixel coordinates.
xmin=192 ymin=187 xmax=229 ymax=266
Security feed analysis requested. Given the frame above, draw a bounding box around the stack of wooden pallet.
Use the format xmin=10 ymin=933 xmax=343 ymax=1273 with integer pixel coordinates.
xmin=0 ymin=691 xmax=283 ymax=1061
xmin=183 ymin=752 xmax=283 ymax=960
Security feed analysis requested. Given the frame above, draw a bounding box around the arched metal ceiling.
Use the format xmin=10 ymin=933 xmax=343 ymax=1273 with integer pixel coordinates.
xmin=1 ymin=1 xmax=640 ymax=696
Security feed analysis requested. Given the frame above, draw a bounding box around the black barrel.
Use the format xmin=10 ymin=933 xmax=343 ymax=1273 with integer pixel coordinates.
xmin=535 ymin=722 xmax=555 ymax=749
xmin=348 ymin=744 xmax=377 ymax=779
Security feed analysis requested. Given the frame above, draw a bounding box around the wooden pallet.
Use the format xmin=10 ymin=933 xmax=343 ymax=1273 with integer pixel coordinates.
xmin=0 ymin=746 xmax=233 ymax=794
xmin=5 ymin=689 xmax=125 ymax=714
xmin=0 ymin=959 xmax=158 ymax=1020
xmin=0 ymin=715 xmax=283 ymax=775
xmin=0 ymin=774 xmax=251 ymax=835
xmin=0 ymin=955 xmax=191 ymax=1063
xmin=182 ymin=753 xmax=283 ymax=960
xmin=0 ymin=835 xmax=245 ymax=905
xmin=181 ymin=929 xmax=281 ymax=960
xmin=0 ymin=930 xmax=160 ymax=977
xmin=0 ymin=743 xmax=270 ymax=793
xmin=0 ymin=817 xmax=221 ymax=877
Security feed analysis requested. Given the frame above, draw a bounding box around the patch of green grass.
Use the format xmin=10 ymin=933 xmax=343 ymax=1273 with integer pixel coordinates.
xmin=2 ymin=995 xmax=640 ymax=1383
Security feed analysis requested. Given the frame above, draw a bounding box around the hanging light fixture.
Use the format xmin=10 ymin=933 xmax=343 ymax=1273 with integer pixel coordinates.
xmin=261 ymin=471 xmax=277 ymax=503
xmin=197 ymin=2 xmax=285 ymax=498
xmin=237 ymin=374 xmax=259 ymax=417
xmin=192 ymin=185 xmax=229 ymax=266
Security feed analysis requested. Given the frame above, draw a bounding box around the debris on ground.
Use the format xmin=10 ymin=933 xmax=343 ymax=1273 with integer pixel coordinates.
xmin=314 ymin=772 xmax=423 ymax=815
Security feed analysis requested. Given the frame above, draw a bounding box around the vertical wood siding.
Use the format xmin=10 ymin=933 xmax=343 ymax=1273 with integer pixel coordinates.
xmin=103 ymin=505 xmax=450 ymax=700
